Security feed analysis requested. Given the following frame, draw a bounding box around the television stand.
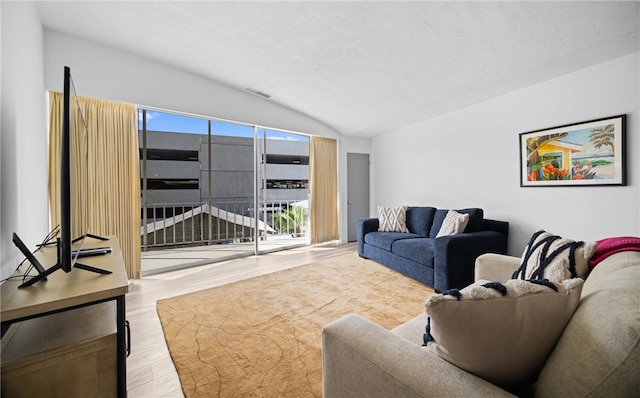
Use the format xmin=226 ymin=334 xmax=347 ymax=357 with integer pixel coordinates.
xmin=12 ymin=233 xmax=47 ymax=278
xmin=36 ymin=231 xmax=109 ymax=249
xmin=19 ymin=261 xmax=113 ymax=289
xmin=74 ymin=262 xmax=113 ymax=275
xmin=18 ymin=239 xmax=112 ymax=289
xmin=1 ymin=236 xmax=129 ymax=397
xmin=2 ymin=302 xmax=118 ymax=397
xmin=74 ymin=232 xmax=109 ymax=243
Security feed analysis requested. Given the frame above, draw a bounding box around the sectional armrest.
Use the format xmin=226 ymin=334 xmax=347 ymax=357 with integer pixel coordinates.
xmin=433 ymin=231 xmax=508 ymax=291
xmin=357 ymin=218 xmax=379 ymax=256
xmin=322 ymin=313 xmax=516 ymax=398
xmin=475 ymin=253 xmax=521 ymax=282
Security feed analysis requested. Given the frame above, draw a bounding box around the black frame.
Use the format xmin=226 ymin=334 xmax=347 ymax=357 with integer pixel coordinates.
xmin=519 ymin=114 xmax=626 ymax=187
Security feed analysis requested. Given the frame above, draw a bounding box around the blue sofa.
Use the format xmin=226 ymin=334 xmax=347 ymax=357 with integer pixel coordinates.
xmin=357 ymin=207 xmax=509 ymax=292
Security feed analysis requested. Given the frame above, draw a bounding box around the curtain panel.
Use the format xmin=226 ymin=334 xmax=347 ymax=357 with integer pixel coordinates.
xmin=309 ymin=136 xmax=339 ymax=243
xmin=48 ymin=92 xmax=141 ymax=279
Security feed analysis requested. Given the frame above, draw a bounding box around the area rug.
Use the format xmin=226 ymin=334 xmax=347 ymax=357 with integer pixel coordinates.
xmin=157 ymin=252 xmax=435 ymax=397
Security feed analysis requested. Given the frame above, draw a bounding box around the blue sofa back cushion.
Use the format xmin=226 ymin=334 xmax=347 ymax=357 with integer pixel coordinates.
xmin=429 ymin=208 xmax=484 ymax=238
xmin=406 ymin=207 xmax=437 ymax=237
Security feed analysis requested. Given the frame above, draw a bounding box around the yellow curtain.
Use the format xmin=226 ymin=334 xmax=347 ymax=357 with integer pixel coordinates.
xmin=49 ymin=92 xmax=141 ymax=279
xmin=309 ymin=136 xmax=339 ymax=243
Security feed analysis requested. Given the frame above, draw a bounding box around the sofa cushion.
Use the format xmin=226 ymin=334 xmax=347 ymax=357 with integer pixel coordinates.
xmin=436 ymin=210 xmax=469 ymax=237
xmin=392 ymin=238 xmax=435 ymax=266
xmin=423 ymin=277 xmax=583 ymax=391
xmin=512 ymin=230 xmax=596 ymax=283
xmin=392 ymin=312 xmax=430 ymax=346
xmin=405 ymin=207 xmax=437 ymax=237
xmin=429 ymin=208 xmax=483 ymax=238
xmin=364 ymin=232 xmax=423 ymax=252
xmin=535 ymin=251 xmax=640 ymax=397
xmin=378 ymin=206 xmax=409 ymax=232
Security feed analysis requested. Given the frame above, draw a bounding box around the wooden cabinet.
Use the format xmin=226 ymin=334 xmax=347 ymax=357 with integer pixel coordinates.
xmin=1 ymin=302 xmax=117 ymax=397
xmin=1 ymin=237 xmax=128 ymax=397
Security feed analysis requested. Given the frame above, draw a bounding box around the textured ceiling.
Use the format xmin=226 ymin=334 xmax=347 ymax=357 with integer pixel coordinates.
xmin=36 ymin=1 xmax=639 ymax=137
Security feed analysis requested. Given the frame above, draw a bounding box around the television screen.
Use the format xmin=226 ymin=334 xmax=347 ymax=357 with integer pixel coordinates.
xmin=61 ymin=65 xmax=90 ymax=272
xmin=14 ymin=66 xmax=110 ymax=288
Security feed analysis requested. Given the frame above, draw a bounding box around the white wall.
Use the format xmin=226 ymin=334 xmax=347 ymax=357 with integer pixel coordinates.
xmin=43 ymin=31 xmax=340 ymax=140
xmin=1 ymin=2 xmax=49 ymax=281
xmin=372 ymin=52 xmax=639 ymax=255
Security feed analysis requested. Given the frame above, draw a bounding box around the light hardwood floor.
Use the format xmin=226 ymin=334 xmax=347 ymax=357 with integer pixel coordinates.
xmin=126 ymin=243 xmax=357 ymax=397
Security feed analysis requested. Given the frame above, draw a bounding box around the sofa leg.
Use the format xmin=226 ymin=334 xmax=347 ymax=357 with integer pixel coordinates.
xmin=359 ymin=254 xmax=369 ymax=259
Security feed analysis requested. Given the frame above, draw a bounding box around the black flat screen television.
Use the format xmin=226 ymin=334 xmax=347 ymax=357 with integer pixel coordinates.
xmin=14 ymin=66 xmax=110 ymax=288
xmin=60 ymin=64 xmax=83 ymax=272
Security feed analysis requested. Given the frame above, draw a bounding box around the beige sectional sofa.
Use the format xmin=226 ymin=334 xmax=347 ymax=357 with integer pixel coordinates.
xmin=322 ymin=250 xmax=640 ymax=397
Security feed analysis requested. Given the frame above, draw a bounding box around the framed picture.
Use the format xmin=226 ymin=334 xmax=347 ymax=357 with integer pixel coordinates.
xmin=520 ymin=114 xmax=626 ymax=187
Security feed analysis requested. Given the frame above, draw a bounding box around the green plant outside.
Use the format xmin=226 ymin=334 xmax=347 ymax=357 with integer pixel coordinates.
xmin=271 ymin=206 xmax=308 ymax=235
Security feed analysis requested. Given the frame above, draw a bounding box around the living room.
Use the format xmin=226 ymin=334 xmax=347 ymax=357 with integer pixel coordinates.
xmin=2 ymin=1 xmax=639 ymax=397
xmin=4 ymin=2 xmax=640 ymax=268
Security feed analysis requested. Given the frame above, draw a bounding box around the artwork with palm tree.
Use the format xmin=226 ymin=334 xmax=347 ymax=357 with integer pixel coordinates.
xmin=520 ymin=115 xmax=626 ymax=186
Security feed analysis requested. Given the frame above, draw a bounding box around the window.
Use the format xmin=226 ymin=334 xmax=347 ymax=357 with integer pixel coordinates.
xmin=141 ymin=149 xmax=198 ymax=161
xmin=144 ymin=179 xmax=199 ymax=190
xmin=265 ymin=154 xmax=309 ymax=165
xmin=138 ymin=108 xmax=311 ymax=257
xmin=266 ymin=180 xmax=308 ymax=189
xmin=542 ymin=152 xmax=563 ymax=168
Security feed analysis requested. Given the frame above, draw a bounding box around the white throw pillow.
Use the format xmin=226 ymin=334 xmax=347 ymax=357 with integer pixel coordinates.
xmin=436 ymin=210 xmax=469 ymax=237
xmin=377 ymin=206 xmax=409 ymax=232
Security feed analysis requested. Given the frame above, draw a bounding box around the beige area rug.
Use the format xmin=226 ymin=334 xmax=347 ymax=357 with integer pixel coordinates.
xmin=157 ymin=252 xmax=435 ymax=397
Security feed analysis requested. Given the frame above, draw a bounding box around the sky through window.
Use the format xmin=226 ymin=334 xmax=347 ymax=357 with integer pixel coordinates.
xmin=138 ymin=109 xmax=308 ymax=142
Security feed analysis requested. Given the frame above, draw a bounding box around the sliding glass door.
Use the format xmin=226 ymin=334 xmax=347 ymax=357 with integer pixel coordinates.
xmin=256 ymin=128 xmax=310 ymax=253
xmin=205 ymin=120 xmax=256 ymax=256
xmin=139 ymin=109 xmax=310 ymax=273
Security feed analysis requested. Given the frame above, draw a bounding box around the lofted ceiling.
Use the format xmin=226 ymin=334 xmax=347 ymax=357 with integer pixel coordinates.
xmin=36 ymin=1 xmax=639 ymax=137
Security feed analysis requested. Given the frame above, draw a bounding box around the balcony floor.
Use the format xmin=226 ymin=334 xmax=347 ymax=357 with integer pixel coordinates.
xmin=140 ymin=236 xmax=309 ymax=276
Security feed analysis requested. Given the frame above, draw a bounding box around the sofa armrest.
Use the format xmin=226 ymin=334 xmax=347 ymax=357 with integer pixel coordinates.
xmin=433 ymin=231 xmax=508 ymax=291
xmin=475 ymin=253 xmax=521 ymax=283
xmin=482 ymin=219 xmax=509 ymax=236
xmin=322 ymin=313 xmax=516 ymax=398
xmin=357 ymin=218 xmax=379 ymax=256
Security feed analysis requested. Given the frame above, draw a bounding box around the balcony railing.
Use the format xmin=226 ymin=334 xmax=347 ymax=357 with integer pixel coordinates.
xmin=140 ymin=199 xmax=308 ymax=250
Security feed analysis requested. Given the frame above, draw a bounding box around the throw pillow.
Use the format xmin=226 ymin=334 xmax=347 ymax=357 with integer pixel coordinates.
xmin=512 ymin=230 xmax=596 ymax=282
xmin=435 ymin=210 xmax=469 ymax=237
xmin=377 ymin=206 xmax=409 ymax=233
xmin=423 ymin=278 xmax=584 ymax=391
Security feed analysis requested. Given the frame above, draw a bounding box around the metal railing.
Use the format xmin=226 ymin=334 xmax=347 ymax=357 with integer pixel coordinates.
xmin=140 ymin=199 xmax=308 ymax=250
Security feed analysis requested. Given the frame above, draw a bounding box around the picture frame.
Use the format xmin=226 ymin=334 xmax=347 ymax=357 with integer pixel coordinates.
xmin=520 ymin=114 xmax=626 ymax=187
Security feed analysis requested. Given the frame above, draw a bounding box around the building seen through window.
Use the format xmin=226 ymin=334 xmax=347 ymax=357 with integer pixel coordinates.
xmin=138 ymin=108 xmax=310 ymax=250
